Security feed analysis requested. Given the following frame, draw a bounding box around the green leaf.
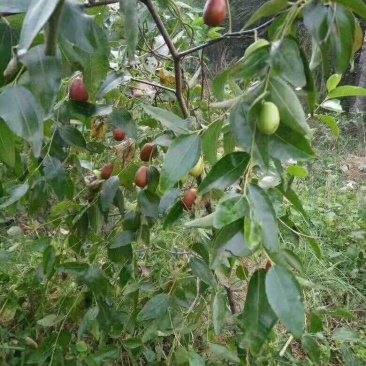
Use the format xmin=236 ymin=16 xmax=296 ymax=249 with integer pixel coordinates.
xmin=96 ymin=72 xmax=128 ymax=99
xmin=211 ymin=220 xmax=252 ymax=268
xmin=138 ymin=190 xmax=160 ymax=219
xmin=108 ymin=109 xmax=137 ymax=139
xmin=43 ymin=245 xmax=56 ymax=279
xmin=277 ymin=187 xmax=308 ymax=220
xmin=298 ymin=43 xmax=317 ymax=114
xmin=0 ymin=183 xmax=29 ymax=209
xmin=142 ymin=104 xmax=190 ymax=135
xmin=0 ymin=0 xmax=31 ymax=12
xmin=213 ymin=47 xmax=270 ymax=100
xmin=332 ymin=327 xmax=359 ymax=341
xmin=268 ymin=76 xmax=311 ymax=137
xmin=0 ymin=86 xmax=43 ymax=157
xmin=137 ymin=293 xmax=169 ymax=321
xmin=119 ymin=264 xmax=132 ymax=287
xmin=80 ymin=266 xmax=110 ymax=297
xmin=124 ymin=337 xmax=143 ymax=349
xmin=59 ymin=0 xmax=103 ymax=54
xmin=213 ymin=194 xmax=249 ymax=229
xmin=265 ymin=265 xmax=304 ymax=338
xmin=332 ymin=0 xmax=366 ymax=18
xmin=119 ymin=0 xmax=138 ymax=60
xmin=315 ymin=114 xmax=340 ymax=138
xmin=185 ymin=213 xmax=215 ymax=228
xmin=212 ymin=291 xmax=226 ymax=335
xmin=326 ymin=74 xmax=342 ymax=92
xmin=109 ymin=231 xmax=135 ymax=249
xmin=100 ymin=176 xmax=120 ymax=212
xmin=304 ymin=2 xmax=329 ymax=44
xmin=0 ymin=120 xmax=15 ymax=167
xmin=341 ymin=344 xmax=363 ymax=366
xmin=247 ymin=184 xmax=279 ymax=257
xmin=329 ymin=5 xmax=355 ymax=73
xmin=93 ymin=346 xmax=119 ymax=362
xmin=327 ymin=85 xmax=366 ymax=99
xmin=0 ymin=19 xmax=19 ymax=86
xmin=268 ymin=125 xmax=315 ymax=161
xmin=286 ymin=165 xmax=308 ymax=178
xmin=159 ymin=134 xmax=201 ymax=192
xmin=308 ymin=313 xmax=324 ymax=333
xmin=159 ymin=188 xmax=181 ymax=217
xmin=66 ymin=100 xmax=113 ymax=119
xmin=113 ymin=188 xmax=124 ymax=216
xmin=37 ymin=314 xmax=64 ymax=327
xmin=241 ymin=269 xmax=278 ymax=355
xmin=270 ymin=37 xmax=306 ymax=88
xmin=301 ymin=334 xmax=321 ymax=363
xmin=21 ymin=45 xmax=62 ymax=117
xmin=18 ymin=0 xmax=59 ymax=56
xmin=283 ymin=249 xmax=304 ymax=274
xmin=43 ymin=156 xmax=74 ymax=200
xmin=202 ymin=120 xmax=222 ymax=165
xmin=58 ymin=262 xmax=89 ymax=275
xmin=199 ymin=152 xmax=250 ymax=195
xmin=209 ymin=344 xmax=240 ymax=363
xmin=58 ymin=125 xmax=87 ymax=149
xmin=189 ymin=257 xmax=217 ymax=289
xmin=304 ymin=1 xmax=331 ymax=77
xmin=245 ymin=0 xmax=288 ymax=28
xmin=188 ymin=351 xmax=205 ymax=366
xmin=163 ymin=200 xmax=184 ymax=228
xmin=229 ymin=101 xmax=269 ymax=167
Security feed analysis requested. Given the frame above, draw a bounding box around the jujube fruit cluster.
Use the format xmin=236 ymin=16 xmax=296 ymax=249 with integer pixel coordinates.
xmin=203 ymin=0 xmax=226 ymax=27
xmin=69 ymin=77 xmax=89 ymax=102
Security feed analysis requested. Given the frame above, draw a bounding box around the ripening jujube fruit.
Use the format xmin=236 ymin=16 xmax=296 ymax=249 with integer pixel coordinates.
xmin=69 ymin=77 xmax=89 ymax=102
xmin=257 ymin=102 xmax=280 ymax=135
xmin=113 ymin=128 xmax=126 ymax=141
xmin=140 ymin=143 xmax=157 ymax=162
xmin=101 ymin=163 xmax=114 ymax=180
xmin=135 ymin=166 xmax=149 ymax=188
xmin=203 ymin=0 xmax=227 ymax=27
xmin=183 ymin=188 xmax=197 ymax=210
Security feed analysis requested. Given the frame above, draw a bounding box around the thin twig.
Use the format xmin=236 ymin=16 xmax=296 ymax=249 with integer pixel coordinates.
xmin=130 ymin=77 xmax=176 ymax=94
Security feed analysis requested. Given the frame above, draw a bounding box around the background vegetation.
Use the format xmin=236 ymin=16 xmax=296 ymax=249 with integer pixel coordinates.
xmin=0 ymin=0 xmax=365 ymax=365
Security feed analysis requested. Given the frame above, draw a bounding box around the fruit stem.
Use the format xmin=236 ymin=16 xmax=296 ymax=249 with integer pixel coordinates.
xmin=44 ymin=0 xmax=65 ymax=56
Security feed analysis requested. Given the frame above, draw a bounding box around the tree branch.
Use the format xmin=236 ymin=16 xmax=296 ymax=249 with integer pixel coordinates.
xmin=141 ymin=0 xmax=189 ymax=118
xmin=178 ymin=15 xmax=282 ymax=59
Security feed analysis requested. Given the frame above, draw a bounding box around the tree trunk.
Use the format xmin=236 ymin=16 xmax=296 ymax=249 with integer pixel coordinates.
xmin=350 ymin=33 xmax=366 ymax=114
